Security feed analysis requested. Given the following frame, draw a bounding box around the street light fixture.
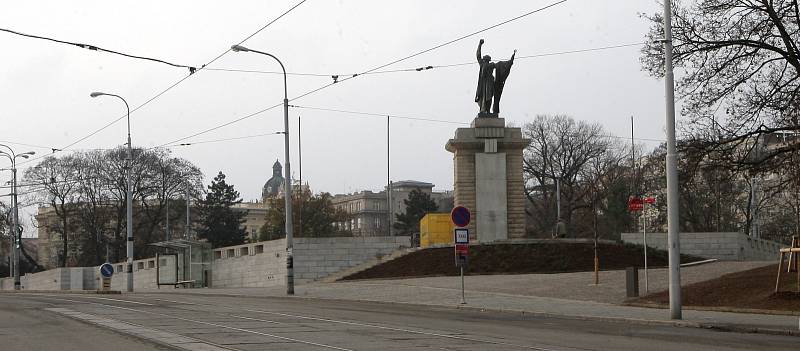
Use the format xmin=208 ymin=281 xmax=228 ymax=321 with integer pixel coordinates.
xmin=230 ymin=44 xmax=294 ymax=295
xmin=0 ymin=144 xmax=35 ymax=290
xmin=90 ymin=91 xmax=134 ymax=293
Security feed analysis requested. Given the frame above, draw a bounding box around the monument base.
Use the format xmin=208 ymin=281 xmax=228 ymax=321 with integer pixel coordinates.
xmin=446 ymin=117 xmax=529 ymax=243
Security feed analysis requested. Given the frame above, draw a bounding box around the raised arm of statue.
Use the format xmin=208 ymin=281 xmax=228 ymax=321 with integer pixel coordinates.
xmin=477 ymin=39 xmax=484 ymax=63
xmin=510 ymin=49 xmax=516 ymax=63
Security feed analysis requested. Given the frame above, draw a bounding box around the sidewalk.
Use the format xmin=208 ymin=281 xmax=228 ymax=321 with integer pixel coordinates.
xmin=140 ymin=262 xmax=799 ymax=336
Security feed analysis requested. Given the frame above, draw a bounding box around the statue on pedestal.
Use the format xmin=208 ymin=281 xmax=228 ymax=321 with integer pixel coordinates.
xmin=475 ymin=39 xmax=515 ymax=116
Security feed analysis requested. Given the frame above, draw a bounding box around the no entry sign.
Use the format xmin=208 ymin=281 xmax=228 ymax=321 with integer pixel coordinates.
xmin=451 ymin=206 xmax=471 ymax=227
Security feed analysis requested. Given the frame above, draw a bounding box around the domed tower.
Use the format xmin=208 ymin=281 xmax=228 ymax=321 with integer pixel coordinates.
xmin=262 ymin=160 xmax=285 ymax=202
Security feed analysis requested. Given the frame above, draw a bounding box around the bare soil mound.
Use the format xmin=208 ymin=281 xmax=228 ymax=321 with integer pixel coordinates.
xmin=636 ymin=264 xmax=800 ymax=312
xmin=341 ymin=242 xmax=702 ymax=281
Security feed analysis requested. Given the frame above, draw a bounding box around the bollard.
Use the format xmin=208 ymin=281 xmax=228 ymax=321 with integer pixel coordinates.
xmin=626 ymin=266 xmax=639 ymax=298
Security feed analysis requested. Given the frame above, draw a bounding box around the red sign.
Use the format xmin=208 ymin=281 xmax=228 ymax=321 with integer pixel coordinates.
xmin=627 ymin=197 xmax=643 ymax=212
xmin=643 ymin=197 xmax=656 ymax=204
xmin=455 ymin=244 xmax=469 ymax=255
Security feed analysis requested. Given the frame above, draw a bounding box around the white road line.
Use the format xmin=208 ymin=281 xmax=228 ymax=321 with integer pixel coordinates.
xmin=61 ymin=294 xmax=155 ymax=305
xmin=251 ymin=309 xmax=568 ymax=351
xmin=148 ymin=298 xmax=196 ymax=305
xmin=44 ymin=307 xmax=237 ymax=351
xmin=31 ymin=295 xmax=354 ymax=351
xmin=227 ymin=314 xmax=284 ymax=325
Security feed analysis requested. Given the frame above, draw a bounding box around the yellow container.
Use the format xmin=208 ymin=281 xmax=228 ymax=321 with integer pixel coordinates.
xmin=419 ymin=213 xmax=454 ymax=248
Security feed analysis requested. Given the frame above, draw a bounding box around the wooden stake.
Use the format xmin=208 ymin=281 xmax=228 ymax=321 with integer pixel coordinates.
xmin=776 ymin=251 xmax=785 ymax=293
xmin=789 ymin=236 xmax=797 ymax=273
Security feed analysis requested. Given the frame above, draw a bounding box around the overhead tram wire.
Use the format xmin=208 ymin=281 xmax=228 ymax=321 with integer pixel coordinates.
xmin=153 ymin=0 xmax=570 ymax=148
xmin=15 ymin=0 xmax=308 ymax=167
xmin=0 ymin=27 xmax=197 ymax=72
xmin=161 ymin=104 xmax=665 ymax=149
xmin=205 ymin=41 xmax=645 ymax=78
xmin=288 ymin=105 xmax=467 ymax=125
xmin=161 ymin=132 xmax=285 ymax=148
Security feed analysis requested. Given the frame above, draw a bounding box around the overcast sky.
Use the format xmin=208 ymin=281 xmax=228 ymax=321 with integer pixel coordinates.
xmin=1 ymin=0 xmax=670 ymax=235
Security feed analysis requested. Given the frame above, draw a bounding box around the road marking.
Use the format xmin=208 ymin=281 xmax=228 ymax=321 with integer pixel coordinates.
xmin=62 ymin=295 xmax=155 ymax=305
xmin=28 ymin=294 xmax=579 ymax=351
xmin=227 ymin=314 xmax=284 ymax=325
xmin=148 ymin=297 xmax=196 ymax=305
xmin=251 ymin=309 xmax=569 ymax=351
xmin=45 ymin=307 xmax=236 ymax=351
xmin=33 ymin=295 xmax=354 ymax=351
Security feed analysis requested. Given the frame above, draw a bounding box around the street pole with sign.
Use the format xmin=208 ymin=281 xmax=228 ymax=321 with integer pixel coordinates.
xmin=451 ymin=206 xmax=471 ymax=305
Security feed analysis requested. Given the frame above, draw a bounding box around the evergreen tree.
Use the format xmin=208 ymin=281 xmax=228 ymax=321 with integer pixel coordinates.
xmin=196 ymin=172 xmax=246 ymax=248
xmin=394 ymin=189 xmax=438 ymax=234
xmin=259 ymin=187 xmax=351 ymax=241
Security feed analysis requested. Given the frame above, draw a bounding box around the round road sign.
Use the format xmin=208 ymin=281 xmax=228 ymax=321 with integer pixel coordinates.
xmin=451 ymin=206 xmax=471 ymax=227
xmin=99 ymin=263 xmax=114 ymax=279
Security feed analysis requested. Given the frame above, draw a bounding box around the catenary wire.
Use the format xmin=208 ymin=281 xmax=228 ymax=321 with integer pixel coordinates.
xmin=15 ymin=0 xmax=308 ymax=167
xmin=205 ymin=42 xmax=645 ymax=78
xmin=0 ymin=27 xmax=197 ymax=72
xmin=153 ymin=0 xmax=570 ymax=148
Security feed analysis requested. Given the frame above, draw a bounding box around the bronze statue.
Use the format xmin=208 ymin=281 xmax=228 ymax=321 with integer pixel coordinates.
xmin=475 ymin=39 xmax=515 ymax=116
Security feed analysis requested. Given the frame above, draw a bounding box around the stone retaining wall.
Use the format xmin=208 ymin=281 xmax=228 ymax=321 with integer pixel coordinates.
xmin=621 ymin=232 xmax=781 ymax=261
xmin=3 ymin=236 xmax=411 ymax=291
xmin=210 ymin=236 xmax=411 ymax=287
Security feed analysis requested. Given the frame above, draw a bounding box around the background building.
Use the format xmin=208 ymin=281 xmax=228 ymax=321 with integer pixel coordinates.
xmin=332 ymin=180 xmax=454 ymax=237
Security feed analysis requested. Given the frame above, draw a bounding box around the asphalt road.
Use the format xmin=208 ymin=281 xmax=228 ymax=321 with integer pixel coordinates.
xmin=0 ymin=292 xmax=797 ymax=351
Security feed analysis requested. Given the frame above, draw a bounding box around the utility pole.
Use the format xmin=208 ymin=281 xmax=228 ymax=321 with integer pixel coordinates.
xmin=0 ymin=145 xmax=34 ymax=290
xmin=298 ymin=115 xmax=302 ymax=238
xmin=663 ymin=0 xmax=683 ymax=320
xmin=387 ymin=115 xmax=393 ymax=237
xmin=185 ymin=179 xmax=191 ymax=240
xmin=165 ymin=193 xmax=170 ymax=241
xmin=11 ymin=167 xmax=20 ymax=290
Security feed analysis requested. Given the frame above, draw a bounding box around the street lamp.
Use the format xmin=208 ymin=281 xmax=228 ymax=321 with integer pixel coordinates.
xmin=230 ymin=44 xmax=295 ymax=295
xmin=0 ymin=144 xmax=35 ymax=290
xmin=90 ymin=91 xmax=134 ymax=293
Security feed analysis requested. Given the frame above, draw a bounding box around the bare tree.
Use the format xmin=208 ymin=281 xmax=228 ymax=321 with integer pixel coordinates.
xmin=24 ymin=147 xmax=203 ymax=266
xmin=24 ymin=155 xmax=81 ymax=267
xmin=522 ymin=115 xmax=623 ymax=237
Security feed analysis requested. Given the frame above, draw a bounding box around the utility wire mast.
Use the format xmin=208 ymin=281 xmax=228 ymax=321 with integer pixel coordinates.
xmin=662 ymin=0 xmax=683 ymax=320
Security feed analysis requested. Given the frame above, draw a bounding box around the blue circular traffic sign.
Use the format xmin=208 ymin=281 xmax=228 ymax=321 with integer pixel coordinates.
xmin=99 ymin=263 xmax=114 ymax=278
xmin=451 ymin=206 xmax=471 ymax=227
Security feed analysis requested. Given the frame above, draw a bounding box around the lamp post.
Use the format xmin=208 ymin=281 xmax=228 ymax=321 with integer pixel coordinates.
xmin=0 ymin=144 xmax=35 ymax=290
xmin=90 ymin=92 xmax=134 ymax=293
xmin=230 ymin=44 xmax=294 ymax=295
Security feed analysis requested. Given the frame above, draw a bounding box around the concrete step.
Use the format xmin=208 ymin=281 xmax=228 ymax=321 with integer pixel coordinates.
xmin=320 ymin=247 xmax=423 ymax=283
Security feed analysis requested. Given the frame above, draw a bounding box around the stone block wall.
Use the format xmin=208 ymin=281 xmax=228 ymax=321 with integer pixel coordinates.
xmin=2 ymin=235 xmax=411 ymax=291
xmin=211 ymin=239 xmax=287 ymax=288
xmin=621 ymin=232 xmax=781 ymax=261
xmin=1 ymin=268 xmax=94 ymax=291
xmin=108 ymin=257 xmax=167 ymax=290
xmin=292 ymin=236 xmax=411 ymax=283
xmin=506 ymin=150 xmax=526 ymax=240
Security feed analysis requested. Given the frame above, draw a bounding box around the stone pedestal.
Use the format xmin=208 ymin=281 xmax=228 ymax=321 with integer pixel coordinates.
xmin=445 ymin=117 xmax=529 ymax=242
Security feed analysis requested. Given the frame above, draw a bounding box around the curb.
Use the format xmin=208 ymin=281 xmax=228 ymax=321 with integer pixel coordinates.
xmin=138 ymin=290 xmax=800 ymax=338
xmin=625 ymin=301 xmax=800 ymax=317
xmin=0 ymin=290 xmax=121 ymax=295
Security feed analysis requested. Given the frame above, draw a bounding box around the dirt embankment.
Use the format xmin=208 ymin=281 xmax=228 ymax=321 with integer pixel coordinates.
xmin=341 ymin=242 xmax=702 ymax=281
xmin=635 ymin=264 xmax=800 ymax=312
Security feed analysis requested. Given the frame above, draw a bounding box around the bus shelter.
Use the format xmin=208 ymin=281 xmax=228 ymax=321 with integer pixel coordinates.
xmin=149 ymin=239 xmax=211 ymax=288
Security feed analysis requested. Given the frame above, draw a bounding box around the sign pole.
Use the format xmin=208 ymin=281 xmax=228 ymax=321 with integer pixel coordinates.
xmin=643 ymin=202 xmax=648 ymax=294
xmin=460 ymin=265 xmax=466 ymax=304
